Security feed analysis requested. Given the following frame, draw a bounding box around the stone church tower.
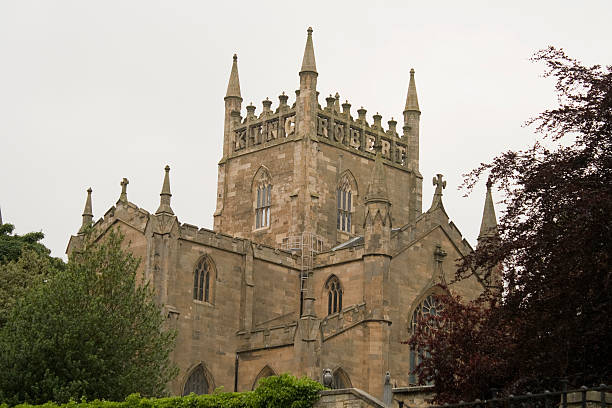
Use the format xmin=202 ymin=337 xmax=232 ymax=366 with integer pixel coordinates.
xmin=68 ymin=28 xmax=497 ymax=400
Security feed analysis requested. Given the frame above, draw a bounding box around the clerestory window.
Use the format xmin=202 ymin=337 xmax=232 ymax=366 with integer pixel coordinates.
xmin=326 ymin=275 xmax=343 ymax=315
xmin=256 ymin=184 xmax=271 ymax=229
xmin=193 ymin=257 xmax=214 ymax=303
xmin=337 ymin=187 xmax=352 ymax=233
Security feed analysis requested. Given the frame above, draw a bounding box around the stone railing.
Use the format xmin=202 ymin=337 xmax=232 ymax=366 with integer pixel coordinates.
xmin=233 ymin=105 xmax=296 ymax=153
xmin=315 ymin=388 xmax=387 ymax=408
xmin=316 ymin=105 xmax=408 ymax=168
xmin=237 ymin=321 xmax=298 ymax=352
xmin=320 ymin=302 xmax=367 ymax=341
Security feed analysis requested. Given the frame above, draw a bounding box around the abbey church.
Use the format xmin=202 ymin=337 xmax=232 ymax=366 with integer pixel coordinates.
xmin=67 ymin=28 xmax=498 ymax=399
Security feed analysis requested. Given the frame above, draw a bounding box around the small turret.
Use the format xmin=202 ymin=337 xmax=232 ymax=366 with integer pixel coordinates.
xmin=246 ymin=102 xmax=256 ymax=120
xmin=477 ymin=178 xmax=498 ymax=244
xmin=262 ymin=97 xmax=272 ymax=116
xmin=372 ymin=112 xmax=382 ymax=130
xmin=79 ymin=187 xmax=93 ymax=233
xmin=342 ymin=100 xmax=351 ymax=117
xmin=357 ymin=107 xmax=367 ymax=124
xmin=364 ymin=143 xmax=392 ymax=255
xmin=325 ymin=95 xmax=335 ymax=110
xmin=156 ymin=165 xmax=174 ymax=216
xmin=278 ymin=92 xmax=289 ymax=112
xmin=365 ymin=146 xmax=390 ymax=204
xmin=403 ymin=68 xmax=421 ymax=171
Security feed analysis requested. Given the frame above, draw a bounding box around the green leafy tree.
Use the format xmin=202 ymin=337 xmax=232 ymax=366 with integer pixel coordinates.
xmin=0 ymin=223 xmax=62 ymax=266
xmin=0 ymin=249 xmax=63 ymax=327
xmin=0 ymin=224 xmax=65 ymax=327
xmin=0 ymin=230 xmax=177 ymax=405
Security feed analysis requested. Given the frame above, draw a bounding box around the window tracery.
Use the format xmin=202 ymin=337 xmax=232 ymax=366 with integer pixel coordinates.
xmin=336 ymin=172 xmax=357 ymax=233
xmin=182 ymin=364 xmax=211 ymax=395
xmin=409 ymin=294 xmax=444 ymax=384
xmin=256 ymin=184 xmax=271 ymax=229
xmin=326 ymin=275 xmax=343 ymax=315
xmin=193 ymin=257 xmax=214 ymax=303
xmin=252 ymin=166 xmax=272 ymax=230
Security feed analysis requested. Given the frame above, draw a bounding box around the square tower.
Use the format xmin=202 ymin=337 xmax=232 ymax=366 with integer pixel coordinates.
xmin=213 ymin=28 xmax=423 ymax=249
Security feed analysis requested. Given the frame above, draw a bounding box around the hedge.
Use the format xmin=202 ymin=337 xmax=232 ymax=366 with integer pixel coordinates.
xmin=2 ymin=374 xmax=325 ymax=408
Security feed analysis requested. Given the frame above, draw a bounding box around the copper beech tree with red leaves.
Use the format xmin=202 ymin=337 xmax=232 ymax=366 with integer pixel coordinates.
xmin=409 ymin=48 xmax=612 ymax=403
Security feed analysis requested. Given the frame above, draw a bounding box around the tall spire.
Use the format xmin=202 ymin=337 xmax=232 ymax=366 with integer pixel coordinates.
xmin=79 ymin=187 xmax=93 ymax=233
xmin=300 ymin=27 xmax=317 ymax=74
xmin=478 ymin=178 xmax=498 ymax=241
xmin=404 ymin=68 xmax=419 ymax=112
xmin=365 ymin=143 xmax=390 ymax=203
xmin=225 ymin=54 xmax=242 ymax=100
xmin=156 ymin=165 xmax=174 ymax=215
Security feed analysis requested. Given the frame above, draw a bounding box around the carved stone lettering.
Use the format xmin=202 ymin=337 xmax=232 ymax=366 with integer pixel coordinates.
xmin=235 ymin=128 xmax=246 ymax=151
xmin=317 ymin=116 xmax=329 ymax=138
xmin=267 ymin=120 xmax=278 ymax=141
xmin=247 ymin=126 xmax=257 ymax=146
xmin=349 ymin=127 xmax=361 ymax=150
xmin=397 ymin=145 xmax=407 ymax=165
xmin=254 ymin=125 xmax=263 ymax=145
xmin=333 ymin=122 xmax=345 ymax=143
xmin=365 ymin=134 xmax=376 ymax=152
xmin=382 ymin=139 xmax=391 ymax=158
xmin=284 ymin=116 xmax=295 ymax=137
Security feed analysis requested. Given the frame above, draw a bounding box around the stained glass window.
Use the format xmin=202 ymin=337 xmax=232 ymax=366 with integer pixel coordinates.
xmin=409 ymin=294 xmax=443 ymax=384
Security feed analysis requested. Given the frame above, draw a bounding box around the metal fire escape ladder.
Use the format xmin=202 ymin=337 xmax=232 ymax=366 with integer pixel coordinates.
xmin=282 ymin=232 xmax=322 ymax=315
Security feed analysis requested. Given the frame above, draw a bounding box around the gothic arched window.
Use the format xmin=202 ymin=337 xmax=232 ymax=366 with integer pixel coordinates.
xmin=256 ymin=184 xmax=272 ymax=229
xmin=336 ymin=171 xmax=357 ymax=234
xmin=182 ymin=364 xmax=211 ymax=395
xmin=337 ymin=186 xmax=352 ymax=232
xmin=409 ymin=294 xmax=443 ymax=384
xmin=332 ymin=367 xmax=352 ymax=389
xmin=193 ymin=257 xmax=214 ymax=303
xmin=251 ymin=365 xmax=276 ymax=390
xmin=252 ymin=166 xmax=273 ymax=230
xmin=326 ymin=275 xmax=343 ymax=315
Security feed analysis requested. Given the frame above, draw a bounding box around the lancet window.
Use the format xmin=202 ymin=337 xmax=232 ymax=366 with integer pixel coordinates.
xmin=256 ymin=184 xmax=272 ymax=228
xmin=409 ymin=294 xmax=443 ymax=384
xmin=326 ymin=275 xmax=343 ymax=315
xmin=253 ymin=166 xmax=273 ymax=230
xmin=336 ymin=171 xmax=356 ymax=233
xmin=193 ymin=257 xmax=214 ymax=303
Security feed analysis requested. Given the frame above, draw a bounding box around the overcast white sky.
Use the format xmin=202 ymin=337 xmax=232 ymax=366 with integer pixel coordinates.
xmin=1 ymin=0 xmax=611 ymax=259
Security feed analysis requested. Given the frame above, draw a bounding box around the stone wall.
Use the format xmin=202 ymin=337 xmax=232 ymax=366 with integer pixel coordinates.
xmin=314 ymin=388 xmax=387 ymax=408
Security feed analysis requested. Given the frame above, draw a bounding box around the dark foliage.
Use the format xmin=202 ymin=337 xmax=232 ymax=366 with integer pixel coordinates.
xmin=410 ymin=48 xmax=612 ymax=402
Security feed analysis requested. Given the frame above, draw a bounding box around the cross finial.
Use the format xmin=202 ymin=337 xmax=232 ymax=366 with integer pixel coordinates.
xmin=119 ymin=178 xmax=129 ymax=203
xmin=433 ymin=174 xmax=446 ymax=195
